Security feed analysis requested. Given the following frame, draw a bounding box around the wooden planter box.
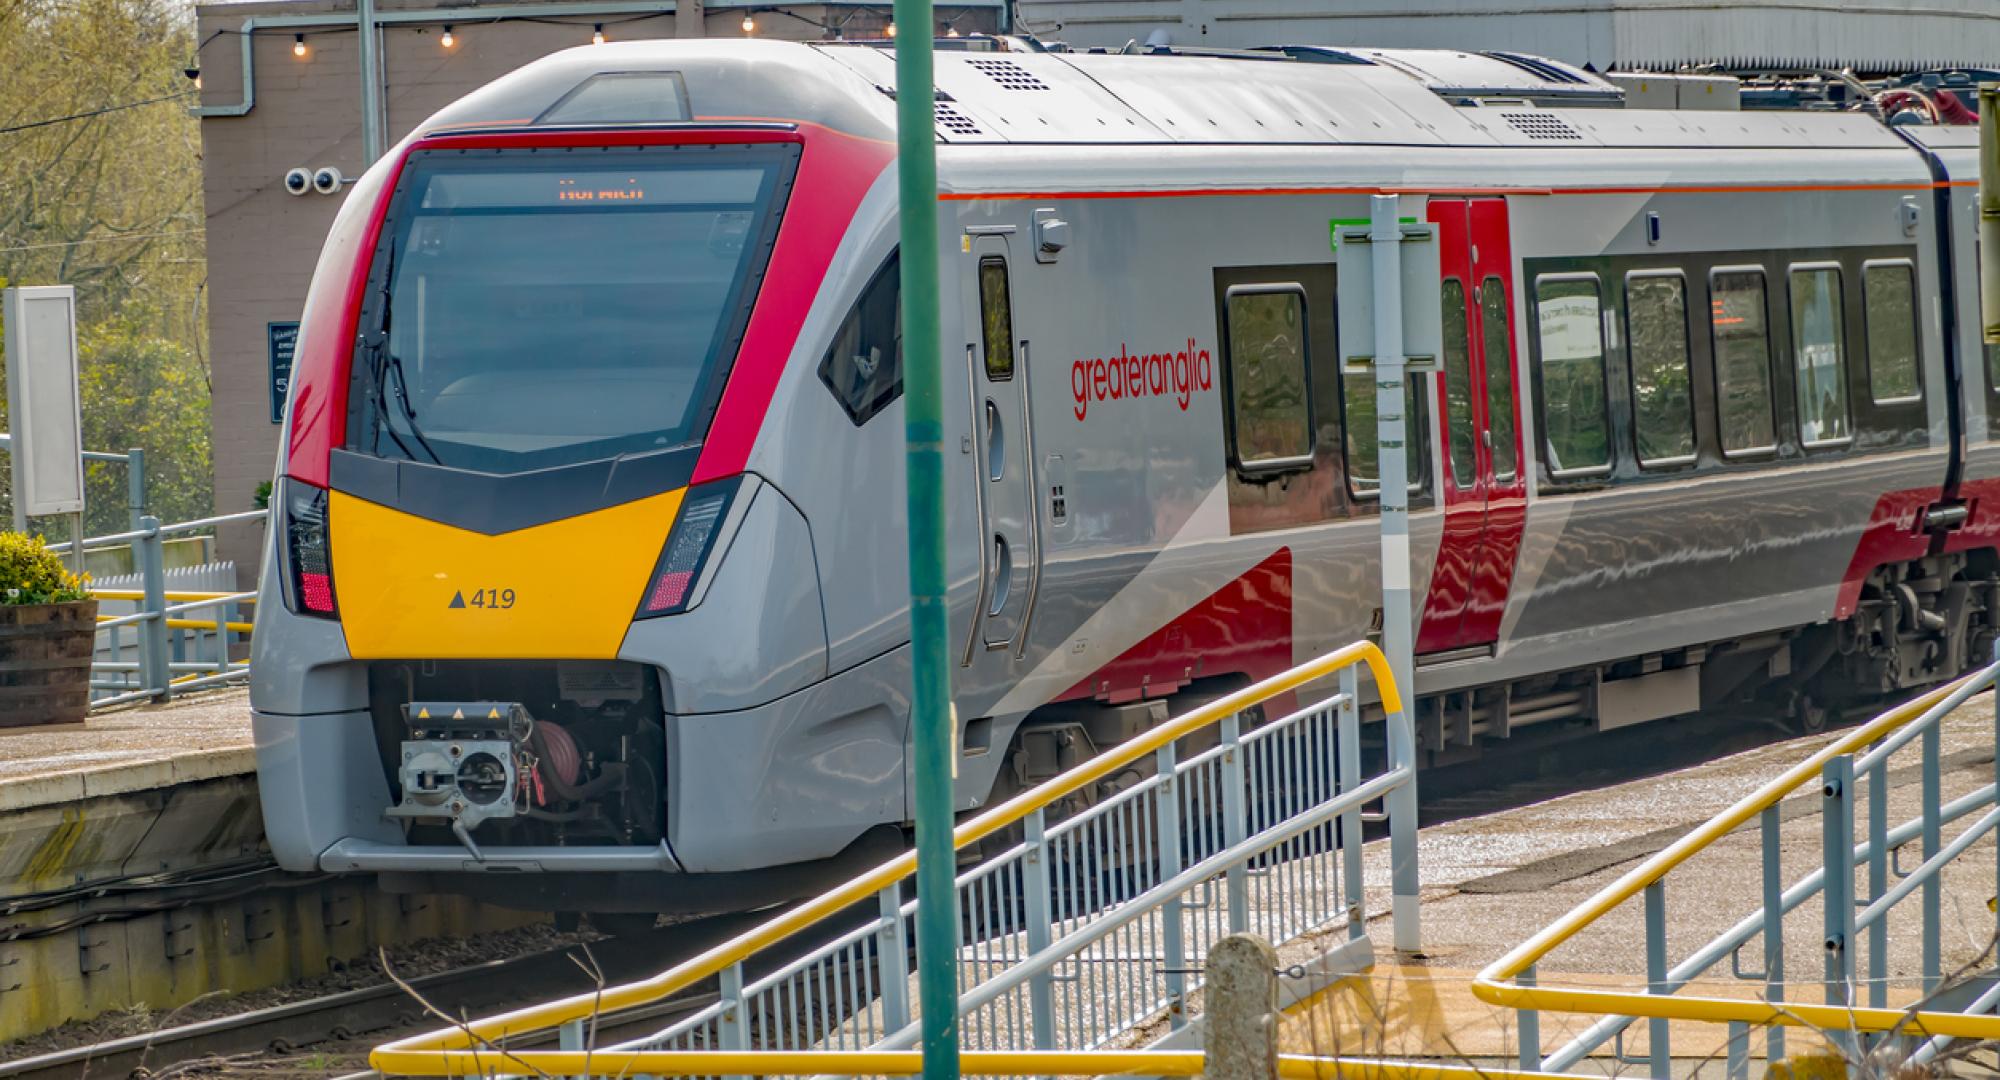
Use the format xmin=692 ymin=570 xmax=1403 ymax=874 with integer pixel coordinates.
xmin=0 ymin=599 xmax=99 ymax=728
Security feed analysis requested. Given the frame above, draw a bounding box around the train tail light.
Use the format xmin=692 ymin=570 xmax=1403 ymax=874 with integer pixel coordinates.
xmin=280 ymin=479 xmax=339 ymax=619
xmin=637 ymin=479 xmax=741 ymax=619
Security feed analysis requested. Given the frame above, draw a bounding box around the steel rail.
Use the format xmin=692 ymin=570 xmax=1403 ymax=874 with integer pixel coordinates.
xmin=1472 ymin=665 xmax=2000 ymax=1039
xmin=372 ymin=640 xmax=1402 ymax=1072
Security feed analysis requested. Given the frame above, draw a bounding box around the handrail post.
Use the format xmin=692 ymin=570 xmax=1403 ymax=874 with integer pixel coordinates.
xmin=1922 ymin=719 xmax=1941 ymax=992
xmin=1517 ymin=962 xmax=1540 ymax=1072
xmin=1386 ymin=686 xmax=1421 ymax=953
xmin=1823 ymin=754 xmax=1857 ymax=1056
xmin=1221 ymin=710 xmax=1249 ymax=935
xmin=1760 ymin=803 xmax=1786 ymax=1064
xmin=877 ymin=884 xmax=911 ymax=1036
xmin=1022 ymin=806 xmax=1057 ymax=1046
xmin=1643 ymin=880 xmax=1670 ymax=1079
xmin=1336 ymin=666 xmax=1365 ymax=941
xmin=136 ymin=516 xmax=170 ymax=703
xmin=719 ymin=959 xmax=749 ymax=1080
xmin=125 ymin=447 xmax=146 ymax=532
xmin=1726 ymin=1021 xmax=1750 ymax=1080
xmin=1155 ymin=742 xmax=1188 ymax=1029
xmin=1866 ymin=749 xmax=1888 ymax=1010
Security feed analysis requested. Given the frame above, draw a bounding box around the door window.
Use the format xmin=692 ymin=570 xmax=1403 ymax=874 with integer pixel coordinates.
xmin=1223 ymin=285 xmax=1313 ymax=470
xmin=1440 ymin=279 xmax=1476 ymax=489
xmin=1533 ymin=275 xmax=1612 ymax=475
xmin=1625 ymin=272 xmax=1696 ymax=465
xmin=1789 ymin=265 xmax=1849 ymax=446
xmin=979 ymin=256 xmax=1014 ymax=381
xmin=1478 ymin=277 xmax=1518 ymax=481
xmin=1709 ymin=269 xmax=1776 ymax=456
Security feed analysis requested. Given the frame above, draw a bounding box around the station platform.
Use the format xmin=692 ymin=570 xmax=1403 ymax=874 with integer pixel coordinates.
xmin=0 ymin=688 xmax=252 ymax=813
xmin=1276 ymin=694 xmax=2000 ymax=1073
xmin=0 ymin=688 xmax=535 ymax=1047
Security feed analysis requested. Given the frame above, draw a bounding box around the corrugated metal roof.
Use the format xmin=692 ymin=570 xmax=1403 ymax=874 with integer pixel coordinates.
xmin=1016 ymin=0 xmax=2000 ymax=74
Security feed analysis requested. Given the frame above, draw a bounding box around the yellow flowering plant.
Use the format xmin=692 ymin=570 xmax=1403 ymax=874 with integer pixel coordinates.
xmin=0 ymin=532 xmax=91 ymax=605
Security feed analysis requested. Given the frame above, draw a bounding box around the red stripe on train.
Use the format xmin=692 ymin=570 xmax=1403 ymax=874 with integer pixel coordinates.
xmin=1057 ymin=547 xmax=1294 ymax=707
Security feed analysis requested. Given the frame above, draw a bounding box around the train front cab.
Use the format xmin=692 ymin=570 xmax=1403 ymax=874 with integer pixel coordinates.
xmin=250 ymin=107 xmax=910 ymax=913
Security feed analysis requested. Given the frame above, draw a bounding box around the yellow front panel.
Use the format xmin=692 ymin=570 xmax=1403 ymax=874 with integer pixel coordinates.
xmin=329 ymin=488 xmax=684 ymax=660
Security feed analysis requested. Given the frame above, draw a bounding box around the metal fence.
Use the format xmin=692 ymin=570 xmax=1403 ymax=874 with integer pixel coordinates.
xmin=55 ymin=510 xmax=267 ymax=708
xmin=372 ymin=640 xmax=1421 ymax=1078
xmin=1477 ymin=651 xmax=2000 ymax=1077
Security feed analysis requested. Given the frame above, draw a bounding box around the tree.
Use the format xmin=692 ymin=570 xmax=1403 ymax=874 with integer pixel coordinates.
xmin=0 ymin=0 xmax=205 ymax=538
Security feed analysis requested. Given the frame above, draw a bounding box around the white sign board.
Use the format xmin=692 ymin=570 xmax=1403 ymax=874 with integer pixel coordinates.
xmin=3 ymin=286 xmax=86 ymax=521
xmin=1335 ymin=223 xmax=1443 ymax=372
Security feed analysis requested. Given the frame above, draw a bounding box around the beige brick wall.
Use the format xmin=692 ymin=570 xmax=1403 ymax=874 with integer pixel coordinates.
xmin=197 ymin=0 xmax=984 ymax=581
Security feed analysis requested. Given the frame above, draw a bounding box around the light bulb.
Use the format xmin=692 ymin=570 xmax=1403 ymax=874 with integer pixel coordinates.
xmin=946 ymin=25 xmax=959 ymax=36
xmin=440 ymin=25 xmax=454 ymax=47
xmin=592 ymin=23 xmax=605 ymax=44
xmin=742 ymin=13 xmax=755 ymax=32
xmin=293 ymin=34 xmax=307 ymax=58
xmin=193 ymin=73 xmax=202 ymax=89
xmin=885 ymin=20 xmax=895 ymax=36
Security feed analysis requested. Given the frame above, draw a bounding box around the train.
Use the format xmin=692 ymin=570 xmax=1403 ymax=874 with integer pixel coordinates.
xmin=249 ymin=36 xmax=2000 ymax=917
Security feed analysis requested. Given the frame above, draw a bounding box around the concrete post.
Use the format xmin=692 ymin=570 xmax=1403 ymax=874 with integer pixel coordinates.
xmin=676 ymin=0 xmax=705 ymax=38
xmin=1204 ymin=933 xmax=1278 ymax=1080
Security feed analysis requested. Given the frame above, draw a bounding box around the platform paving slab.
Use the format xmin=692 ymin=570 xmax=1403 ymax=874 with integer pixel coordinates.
xmin=1279 ymin=694 xmax=2000 ymax=1073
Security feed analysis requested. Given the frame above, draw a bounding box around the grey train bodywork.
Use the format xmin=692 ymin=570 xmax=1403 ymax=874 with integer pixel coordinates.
xmin=250 ymin=39 xmax=2000 ymax=911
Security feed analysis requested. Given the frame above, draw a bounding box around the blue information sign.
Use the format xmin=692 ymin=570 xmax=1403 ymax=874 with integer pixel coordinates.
xmin=268 ymin=321 xmax=299 ymax=425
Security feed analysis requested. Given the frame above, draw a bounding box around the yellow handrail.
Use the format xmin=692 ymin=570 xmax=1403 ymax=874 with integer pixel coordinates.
xmin=367 ymin=1048 xmax=1594 ymax=1079
xmin=89 ymin=589 xmax=256 ymax=603
xmin=1471 ymin=671 xmax=1996 ymax=1038
xmin=372 ymin=640 xmax=1401 ymax=1076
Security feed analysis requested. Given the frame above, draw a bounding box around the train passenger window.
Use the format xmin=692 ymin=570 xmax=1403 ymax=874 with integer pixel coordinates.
xmin=1533 ymin=275 xmax=1611 ymax=475
xmin=1342 ymin=375 xmax=1429 ymax=497
xmin=979 ymin=257 xmax=1014 ymax=381
xmin=1789 ymin=265 xmax=1850 ymax=446
xmin=1624 ymin=272 xmax=1695 ymax=465
xmin=1863 ymin=262 xmax=1921 ymax=404
xmin=1440 ymin=279 xmax=1476 ymax=489
xmin=1479 ymin=278 xmax=1518 ymax=481
xmin=1222 ymin=285 xmax=1314 ymax=471
xmin=1709 ymin=268 xmax=1776 ymax=456
xmin=817 ymin=251 xmax=901 ymax=426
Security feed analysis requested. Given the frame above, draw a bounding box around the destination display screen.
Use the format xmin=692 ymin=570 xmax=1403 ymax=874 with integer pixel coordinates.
xmin=415 ymin=167 xmax=765 ymax=211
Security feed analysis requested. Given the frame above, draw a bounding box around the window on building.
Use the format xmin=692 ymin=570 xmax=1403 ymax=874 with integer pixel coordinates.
xmin=1224 ymin=285 xmax=1313 ymax=470
xmin=817 ymin=252 xmax=902 ymax=426
xmin=1534 ymin=275 xmax=1611 ymax=475
xmin=1479 ymin=277 xmax=1518 ymax=481
xmin=1625 ymin=272 xmax=1695 ymax=465
xmin=1709 ymin=268 xmax=1776 ymax=456
xmin=1790 ymin=265 xmax=1850 ymax=445
xmin=1863 ymin=262 xmax=1921 ymax=404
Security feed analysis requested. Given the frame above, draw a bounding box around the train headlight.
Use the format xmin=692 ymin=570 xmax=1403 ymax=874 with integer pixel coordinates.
xmin=636 ymin=478 xmax=741 ymax=619
xmin=279 ymin=478 xmax=339 ymax=619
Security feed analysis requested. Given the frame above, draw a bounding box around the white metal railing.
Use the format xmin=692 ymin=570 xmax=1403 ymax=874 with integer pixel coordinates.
xmin=58 ymin=510 xmax=267 ymax=708
xmin=373 ymin=641 xmax=1420 ymax=1077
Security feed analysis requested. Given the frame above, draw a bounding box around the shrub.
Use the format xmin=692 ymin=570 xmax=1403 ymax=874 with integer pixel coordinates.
xmin=0 ymin=532 xmax=90 ymax=605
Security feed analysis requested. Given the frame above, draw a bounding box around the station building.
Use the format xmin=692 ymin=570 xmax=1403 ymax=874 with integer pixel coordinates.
xmin=194 ymin=0 xmax=1997 ymax=577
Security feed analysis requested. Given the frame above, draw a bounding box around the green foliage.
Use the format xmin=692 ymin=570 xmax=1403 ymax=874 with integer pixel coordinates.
xmin=0 ymin=0 xmax=209 ymax=541
xmin=0 ymin=531 xmax=89 ymax=604
xmin=76 ymin=314 xmax=212 ymax=534
xmin=253 ymin=480 xmax=271 ymax=511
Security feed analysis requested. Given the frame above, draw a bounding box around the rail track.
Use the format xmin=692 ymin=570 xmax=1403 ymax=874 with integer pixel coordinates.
xmin=2 ymin=698 xmax=1886 ymax=1079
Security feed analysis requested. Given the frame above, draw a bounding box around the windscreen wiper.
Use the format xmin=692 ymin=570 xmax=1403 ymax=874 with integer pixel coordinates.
xmin=359 ymin=244 xmax=441 ymax=465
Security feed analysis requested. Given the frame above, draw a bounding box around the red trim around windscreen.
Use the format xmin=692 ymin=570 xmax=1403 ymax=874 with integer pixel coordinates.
xmin=280 ymin=124 xmax=892 ymax=492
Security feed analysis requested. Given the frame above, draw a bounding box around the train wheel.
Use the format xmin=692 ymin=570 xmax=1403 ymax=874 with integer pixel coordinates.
xmin=1789 ymin=692 xmax=1828 ymax=736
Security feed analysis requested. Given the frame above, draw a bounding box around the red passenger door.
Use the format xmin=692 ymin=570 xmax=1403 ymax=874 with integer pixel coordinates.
xmin=1417 ymin=198 xmax=1527 ymax=655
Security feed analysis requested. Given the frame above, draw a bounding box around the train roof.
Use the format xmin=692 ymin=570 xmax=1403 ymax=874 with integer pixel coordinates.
xmin=416 ymin=38 xmax=1907 ymax=154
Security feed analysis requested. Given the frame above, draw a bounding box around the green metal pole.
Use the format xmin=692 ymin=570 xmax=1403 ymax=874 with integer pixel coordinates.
xmin=893 ymin=8 xmax=962 ymax=1080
